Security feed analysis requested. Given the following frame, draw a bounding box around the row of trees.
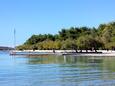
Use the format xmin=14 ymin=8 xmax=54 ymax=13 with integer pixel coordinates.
xmin=16 ymin=21 xmax=115 ymax=50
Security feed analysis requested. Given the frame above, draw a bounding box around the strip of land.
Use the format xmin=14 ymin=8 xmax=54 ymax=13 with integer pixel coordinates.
xmin=0 ymin=46 xmax=14 ymax=50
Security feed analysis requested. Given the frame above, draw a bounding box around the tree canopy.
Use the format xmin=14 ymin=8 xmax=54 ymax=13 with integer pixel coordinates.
xmin=16 ymin=21 xmax=115 ymax=50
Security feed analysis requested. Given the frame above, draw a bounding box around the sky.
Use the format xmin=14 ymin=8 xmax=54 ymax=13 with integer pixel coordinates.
xmin=0 ymin=0 xmax=115 ymax=47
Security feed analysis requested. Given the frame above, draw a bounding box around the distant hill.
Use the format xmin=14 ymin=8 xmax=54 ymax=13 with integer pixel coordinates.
xmin=0 ymin=46 xmax=14 ymax=50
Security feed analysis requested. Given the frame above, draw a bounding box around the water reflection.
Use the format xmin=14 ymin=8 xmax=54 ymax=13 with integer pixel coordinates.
xmin=25 ymin=55 xmax=115 ymax=85
xmin=27 ymin=55 xmax=115 ymax=71
xmin=27 ymin=55 xmax=103 ymax=64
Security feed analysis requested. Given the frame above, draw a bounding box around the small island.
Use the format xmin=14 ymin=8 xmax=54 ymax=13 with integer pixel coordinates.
xmin=9 ymin=21 xmax=115 ymax=56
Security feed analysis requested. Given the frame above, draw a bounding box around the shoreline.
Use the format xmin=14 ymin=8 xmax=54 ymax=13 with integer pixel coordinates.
xmin=10 ymin=50 xmax=115 ymax=57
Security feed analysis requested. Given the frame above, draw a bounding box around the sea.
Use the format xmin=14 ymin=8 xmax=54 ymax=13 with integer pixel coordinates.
xmin=0 ymin=51 xmax=115 ymax=86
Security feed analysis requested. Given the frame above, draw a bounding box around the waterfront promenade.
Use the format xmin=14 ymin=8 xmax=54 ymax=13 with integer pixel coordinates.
xmin=10 ymin=50 xmax=115 ymax=57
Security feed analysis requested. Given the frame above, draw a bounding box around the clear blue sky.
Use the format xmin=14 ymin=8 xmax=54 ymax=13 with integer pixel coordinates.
xmin=0 ymin=0 xmax=115 ymax=47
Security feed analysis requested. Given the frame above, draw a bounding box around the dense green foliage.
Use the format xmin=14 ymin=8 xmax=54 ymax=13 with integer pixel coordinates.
xmin=16 ymin=21 xmax=115 ymax=50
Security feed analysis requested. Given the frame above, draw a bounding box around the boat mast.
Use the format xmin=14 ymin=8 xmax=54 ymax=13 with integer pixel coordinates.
xmin=14 ymin=28 xmax=16 ymax=49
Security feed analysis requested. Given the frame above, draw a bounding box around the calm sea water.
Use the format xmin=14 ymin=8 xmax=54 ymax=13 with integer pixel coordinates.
xmin=0 ymin=51 xmax=115 ymax=86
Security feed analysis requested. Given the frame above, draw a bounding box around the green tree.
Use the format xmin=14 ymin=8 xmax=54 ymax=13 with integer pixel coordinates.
xmin=61 ymin=39 xmax=77 ymax=50
xmin=77 ymin=35 xmax=103 ymax=51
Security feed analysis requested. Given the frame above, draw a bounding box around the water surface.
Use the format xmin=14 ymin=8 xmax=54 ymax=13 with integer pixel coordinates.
xmin=0 ymin=51 xmax=115 ymax=86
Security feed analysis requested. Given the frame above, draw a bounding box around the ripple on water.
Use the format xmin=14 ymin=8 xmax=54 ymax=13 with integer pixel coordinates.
xmin=0 ymin=53 xmax=115 ymax=86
